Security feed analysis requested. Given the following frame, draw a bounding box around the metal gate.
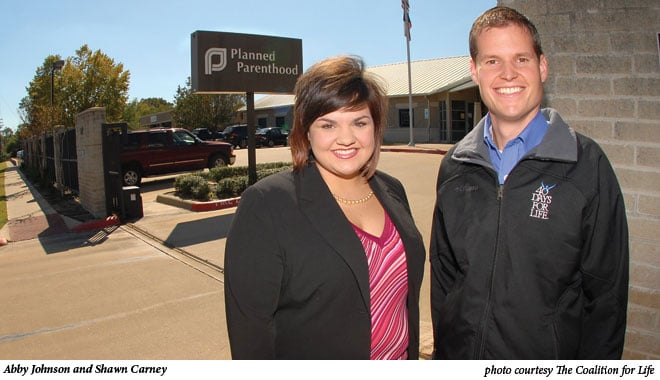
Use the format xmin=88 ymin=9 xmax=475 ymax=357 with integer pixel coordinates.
xmin=61 ymin=128 xmax=78 ymax=192
xmin=102 ymin=123 xmax=127 ymax=218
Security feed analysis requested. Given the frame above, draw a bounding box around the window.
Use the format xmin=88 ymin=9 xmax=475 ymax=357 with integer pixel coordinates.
xmin=439 ymin=102 xmax=448 ymax=141
xmin=172 ymin=130 xmax=196 ymax=146
xmin=275 ymin=116 xmax=286 ymax=129
xmin=450 ymin=101 xmax=476 ymax=142
xmin=399 ymin=109 xmax=412 ymax=128
xmin=126 ymin=133 xmax=141 ymax=148
xmin=147 ymin=132 xmax=168 ymax=148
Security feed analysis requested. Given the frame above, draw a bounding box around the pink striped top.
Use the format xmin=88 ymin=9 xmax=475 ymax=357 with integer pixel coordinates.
xmin=352 ymin=213 xmax=409 ymax=360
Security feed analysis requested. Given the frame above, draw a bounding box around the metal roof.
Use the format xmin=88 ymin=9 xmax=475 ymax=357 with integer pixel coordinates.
xmin=254 ymin=94 xmax=295 ymax=109
xmin=248 ymin=56 xmax=474 ymax=110
xmin=368 ymin=56 xmax=473 ymax=97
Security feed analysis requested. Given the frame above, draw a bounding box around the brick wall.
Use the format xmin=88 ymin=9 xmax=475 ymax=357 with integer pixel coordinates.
xmin=500 ymin=0 xmax=659 ymax=359
xmin=75 ymin=107 xmax=108 ymax=218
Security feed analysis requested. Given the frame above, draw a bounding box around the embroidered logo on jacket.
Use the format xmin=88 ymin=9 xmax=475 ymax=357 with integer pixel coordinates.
xmin=530 ymin=182 xmax=556 ymax=220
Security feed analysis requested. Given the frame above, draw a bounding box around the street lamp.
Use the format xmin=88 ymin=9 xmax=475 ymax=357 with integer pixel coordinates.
xmin=50 ymin=60 xmax=65 ymax=107
xmin=49 ymin=59 xmax=64 ymax=128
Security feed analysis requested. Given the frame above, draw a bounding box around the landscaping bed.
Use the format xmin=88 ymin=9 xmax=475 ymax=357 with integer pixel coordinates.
xmin=173 ymin=162 xmax=292 ymax=202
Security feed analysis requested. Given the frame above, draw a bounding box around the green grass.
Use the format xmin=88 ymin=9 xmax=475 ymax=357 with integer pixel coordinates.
xmin=0 ymin=161 xmax=7 ymax=229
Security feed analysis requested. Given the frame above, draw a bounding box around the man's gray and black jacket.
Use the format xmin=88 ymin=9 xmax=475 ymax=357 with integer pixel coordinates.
xmin=430 ymin=108 xmax=629 ymax=359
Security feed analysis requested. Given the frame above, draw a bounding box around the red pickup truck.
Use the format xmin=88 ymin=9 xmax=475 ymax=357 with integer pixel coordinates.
xmin=120 ymin=128 xmax=235 ymax=186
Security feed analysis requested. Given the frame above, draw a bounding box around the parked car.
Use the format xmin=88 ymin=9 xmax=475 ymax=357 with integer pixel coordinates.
xmin=192 ymin=128 xmax=220 ymax=141
xmin=256 ymin=127 xmax=289 ymax=147
xmin=120 ymin=128 xmax=235 ymax=186
xmin=221 ymin=124 xmax=248 ymax=149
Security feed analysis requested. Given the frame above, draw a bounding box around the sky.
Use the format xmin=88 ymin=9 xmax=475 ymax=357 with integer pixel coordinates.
xmin=0 ymin=0 xmax=496 ymax=131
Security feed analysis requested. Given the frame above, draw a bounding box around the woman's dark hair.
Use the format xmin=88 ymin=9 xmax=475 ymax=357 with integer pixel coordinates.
xmin=289 ymin=55 xmax=388 ymax=178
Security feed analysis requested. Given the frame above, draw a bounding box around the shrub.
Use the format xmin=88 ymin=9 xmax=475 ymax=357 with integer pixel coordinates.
xmin=204 ymin=166 xmax=249 ymax=182
xmin=215 ymin=176 xmax=250 ymax=198
xmin=257 ymin=167 xmax=290 ymax=181
xmin=205 ymin=161 xmax=291 ymax=182
xmin=177 ymin=163 xmax=292 ymax=201
xmin=174 ymin=174 xmax=212 ymax=201
xmin=215 ymin=164 xmax=292 ymax=199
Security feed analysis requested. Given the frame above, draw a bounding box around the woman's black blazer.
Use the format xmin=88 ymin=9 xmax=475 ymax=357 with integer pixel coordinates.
xmin=224 ymin=163 xmax=426 ymax=359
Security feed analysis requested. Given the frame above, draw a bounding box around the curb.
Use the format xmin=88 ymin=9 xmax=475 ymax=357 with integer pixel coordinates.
xmin=69 ymin=215 xmax=121 ymax=232
xmin=191 ymin=197 xmax=241 ymax=212
xmin=381 ymin=147 xmax=447 ymax=155
xmin=157 ymin=192 xmax=241 ymax=212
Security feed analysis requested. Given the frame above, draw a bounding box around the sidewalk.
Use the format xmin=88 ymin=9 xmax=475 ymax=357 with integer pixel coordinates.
xmin=381 ymin=143 xmax=450 ymax=155
xmin=0 ymin=161 xmax=117 ymax=243
xmin=1 ymin=162 xmax=70 ymax=243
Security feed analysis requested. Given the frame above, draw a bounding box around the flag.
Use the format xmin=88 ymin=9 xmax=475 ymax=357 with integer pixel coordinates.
xmin=402 ymin=0 xmax=412 ymax=41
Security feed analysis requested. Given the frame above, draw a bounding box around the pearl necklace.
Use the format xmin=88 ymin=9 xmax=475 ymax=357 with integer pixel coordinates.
xmin=333 ymin=190 xmax=374 ymax=206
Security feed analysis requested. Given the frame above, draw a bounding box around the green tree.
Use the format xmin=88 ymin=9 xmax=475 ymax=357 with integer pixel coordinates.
xmin=1 ymin=127 xmax=19 ymax=158
xmin=60 ymin=45 xmax=130 ymax=127
xmin=173 ymin=77 xmax=245 ymax=132
xmin=1 ymin=127 xmax=11 ymax=141
xmin=18 ymin=57 xmax=61 ymax=136
xmin=19 ymin=45 xmax=130 ymax=136
xmin=123 ymin=97 xmax=173 ymax=130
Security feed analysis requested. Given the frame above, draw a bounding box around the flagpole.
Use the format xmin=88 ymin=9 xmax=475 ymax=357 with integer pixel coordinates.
xmin=402 ymin=0 xmax=414 ymax=146
xmin=406 ymin=36 xmax=414 ymax=146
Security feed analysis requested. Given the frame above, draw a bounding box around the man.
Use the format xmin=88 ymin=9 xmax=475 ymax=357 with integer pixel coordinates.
xmin=430 ymin=6 xmax=629 ymax=359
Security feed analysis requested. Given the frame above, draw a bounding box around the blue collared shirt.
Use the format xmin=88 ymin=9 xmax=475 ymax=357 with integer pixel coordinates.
xmin=484 ymin=110 xmax=549 ymax=184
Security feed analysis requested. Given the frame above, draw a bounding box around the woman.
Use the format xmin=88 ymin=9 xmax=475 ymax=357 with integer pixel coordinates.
xmin=224 ymin=55 xmax=425 ymax=359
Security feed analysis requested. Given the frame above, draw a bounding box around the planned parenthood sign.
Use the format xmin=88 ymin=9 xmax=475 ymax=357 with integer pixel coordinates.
xmin=191 ymin=31 xmax=302 ymax=93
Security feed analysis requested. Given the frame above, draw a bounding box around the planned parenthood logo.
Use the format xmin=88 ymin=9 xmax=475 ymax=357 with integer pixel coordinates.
xmin=205 ymin=48 xmax=227 ymax=74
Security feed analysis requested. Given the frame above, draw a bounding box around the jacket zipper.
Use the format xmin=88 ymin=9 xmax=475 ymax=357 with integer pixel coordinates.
xmin=476 ymin=182 xmax=504 ymax=358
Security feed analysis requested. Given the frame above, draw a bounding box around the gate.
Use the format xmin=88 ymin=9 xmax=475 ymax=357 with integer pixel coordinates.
xmin=102 ymin=123 xmax=127 ymax=218
xmin=44 ymin=134 xmax=56 ymax=185
xmin=102 ymin=123 xmax=143 ymax=221
xmin=61 ymin=128 xmax=78 ymax=192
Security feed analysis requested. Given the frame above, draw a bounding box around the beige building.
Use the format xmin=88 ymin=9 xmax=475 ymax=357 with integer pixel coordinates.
xmin=236 ymin=56 xmax=484 ymax=144
xmin=235 ymin=94 xmax=295 ymax=132
xmin=138 ymin=110 xmax=175 ymax=129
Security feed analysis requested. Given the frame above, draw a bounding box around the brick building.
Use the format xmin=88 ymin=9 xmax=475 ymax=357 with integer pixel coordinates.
xmin=500 ymin=0 xmax=659 ymax=359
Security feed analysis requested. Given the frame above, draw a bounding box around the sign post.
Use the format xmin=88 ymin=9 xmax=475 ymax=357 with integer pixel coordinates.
xmin=246 ymin=92 xmax=256 ymax=184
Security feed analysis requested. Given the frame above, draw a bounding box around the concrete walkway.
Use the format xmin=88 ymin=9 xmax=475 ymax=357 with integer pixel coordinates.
xmin=1 ymin=163 xmax=69 ymax=243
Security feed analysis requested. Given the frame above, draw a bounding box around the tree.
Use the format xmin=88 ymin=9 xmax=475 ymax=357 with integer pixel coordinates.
xmin=123 ymin=97 xmax=173 ymax=130
xmin=0 ymin=127 xmax=11 ymax=140
xmin=1 ymin=127 xmax=19 ymax=158
xmin=19 ymin=45 xmax=130 ymax=136
xmin=60 ymin=45 xmax=130 ymax=127
xmin=18 ymin=57 xmax=60 ymax=136
xmin=173 ymin=78 xmax=245 ymax=132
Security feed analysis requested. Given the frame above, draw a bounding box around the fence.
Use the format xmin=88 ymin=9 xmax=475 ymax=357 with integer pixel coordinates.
xmin=21 ymin=127 xmax=79 ymax=195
